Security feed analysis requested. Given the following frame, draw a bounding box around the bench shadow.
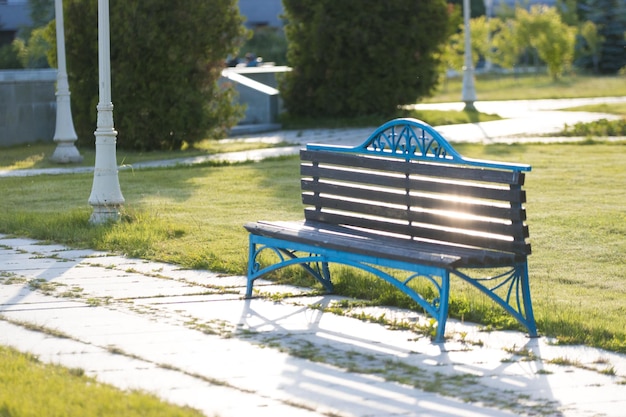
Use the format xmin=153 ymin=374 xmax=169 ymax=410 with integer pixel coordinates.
xmin=239 ymin=297 xmax=563 ymax=416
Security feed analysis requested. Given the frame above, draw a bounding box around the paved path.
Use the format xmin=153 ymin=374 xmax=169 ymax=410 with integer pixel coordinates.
xmin=2 ymin=97 xmax=626 ymax=416
xmin=1 ymin=235 xmax=625 ymax=417
xmin=1 ymin=97 xmax=625 ymax=178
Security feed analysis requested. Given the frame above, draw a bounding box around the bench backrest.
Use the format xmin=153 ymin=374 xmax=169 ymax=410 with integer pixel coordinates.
xmin=300 ymin=118 xmax=531 ymax=257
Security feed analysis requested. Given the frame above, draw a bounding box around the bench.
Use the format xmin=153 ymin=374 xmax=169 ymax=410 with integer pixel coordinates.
xmin=244 ymin=118 xmax=538 ymax=342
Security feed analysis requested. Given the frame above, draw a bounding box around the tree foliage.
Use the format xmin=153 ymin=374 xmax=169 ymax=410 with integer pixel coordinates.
xmin=463 ymin=5 xmax=576 ymax=79
xmin=515 ymin=6 xmax=576 ymax=80
xmin=0 ymin=0 xmax=53 ymax=69
xmin=0 ymin=44 xmax=22 ymax=69
xmin=443 ymin=15 xmax=495 ymax=72
xmin=489 ymin=18 xmax=522 ymax=70
xmin=280 ymin=0 xmax=450 ymax=118
xmin=28 ymin=0 xmax=54 ymax=28
xmin=579 ymin=20 xmax=605 ymax=73
xmin=57 ymin=0 xmax=247 ymax=151
xmin=442 ymin=2 xmax=621 ymax=78
xmin=240 ymin=27 xmax=288 ymax=66
xmin=579 ymin=0 xmax=626 ymax=74
xmin=12 ymin=26 xmax=52 ymax=68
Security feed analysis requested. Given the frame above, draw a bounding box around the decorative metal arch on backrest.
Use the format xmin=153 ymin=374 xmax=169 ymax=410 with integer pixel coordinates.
xmin=306 ymin=118 xmax=531 ymax=172
xmin=363 ymin=118 xmax=463 ymax=162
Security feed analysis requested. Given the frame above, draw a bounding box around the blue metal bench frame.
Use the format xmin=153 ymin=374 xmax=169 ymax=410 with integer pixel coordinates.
xmin=245 ymin=118 xmax=538 ymax=342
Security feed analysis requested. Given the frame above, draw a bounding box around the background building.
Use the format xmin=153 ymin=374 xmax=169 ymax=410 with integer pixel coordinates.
xmin=0 ymin=0 xmax=30 ymax=45
xmin=238 ymin=0 xmax=283 ymax=28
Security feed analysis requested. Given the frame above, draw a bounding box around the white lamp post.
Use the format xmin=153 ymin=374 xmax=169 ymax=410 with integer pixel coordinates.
xmin=483 ymin=0 xmax=493 ymax=72
xmin=50 ymin=0 xmax=82 ymax=163
xmin=88 ymin=0 xmax=124 ymax=224
xmin=462 ymin=0 xmax=477 ymax=111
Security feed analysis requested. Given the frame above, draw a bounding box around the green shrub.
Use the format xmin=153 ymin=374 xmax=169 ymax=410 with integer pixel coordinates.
xmin=59 ymin=0 xmax=248 ymax=151
xmin=0 ymin=43 xmax=22 ymax=69
xmin=280 ymin=0 xmax=451 ymax=118
xmin=561 ymin=118 xmax=626 ymax=136
xmin=240 ymin=27 xmax=288 ymax=66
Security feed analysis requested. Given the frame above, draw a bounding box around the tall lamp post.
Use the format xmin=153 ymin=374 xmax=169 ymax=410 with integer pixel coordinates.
xmin=50 ymin=0 xmax=82 ymax=163
xmin=462 ymin=0 xmax=477 ymax=111
xmin=88 ymin=0 xmax=124 ymax=224
xmin=483 ymin=0 xmax=494 ymax=72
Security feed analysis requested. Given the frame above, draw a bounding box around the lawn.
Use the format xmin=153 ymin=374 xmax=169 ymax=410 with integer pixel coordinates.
xmin=1 ymin=141 xmax=625 ymax=353
xmin=0 ymin=345 xmax=205 ymax=417
xmin=427 ymin=72 xmax=626 ymax=103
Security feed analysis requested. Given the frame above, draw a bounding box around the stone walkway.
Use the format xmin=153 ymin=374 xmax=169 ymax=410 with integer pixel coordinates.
xmin=1 ymin=235 xmax=625 ymax=417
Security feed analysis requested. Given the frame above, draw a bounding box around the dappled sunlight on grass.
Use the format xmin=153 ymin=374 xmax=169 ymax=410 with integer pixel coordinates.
xmin=9 ymin=152 xmax=46 ymax=170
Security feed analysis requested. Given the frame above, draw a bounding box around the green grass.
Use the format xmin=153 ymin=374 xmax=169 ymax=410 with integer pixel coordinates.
xmin=0 ymin=138 xmax=286 ymax=171
xmin=560 ymin=118 xmax=626 ymax=136
xmin=1 ymin=142 xmax=625 ymax=353
xmin=0 ymin=345 xmax=205 ymax=417
xmin=562 ymin=103 xmax=626 ymax=115
xmin=557 ymin=103 xmax=626 ymax=137
xmin=428 ymin=73 xmax=626 ymax=103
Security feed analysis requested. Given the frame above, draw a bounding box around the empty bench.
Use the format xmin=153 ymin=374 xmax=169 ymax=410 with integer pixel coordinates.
xmin=244 ymin=118 xmax=538 ymax=342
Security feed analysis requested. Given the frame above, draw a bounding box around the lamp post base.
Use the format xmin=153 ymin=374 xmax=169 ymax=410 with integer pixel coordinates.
xmin=50 ymin=142 xmax=84 ymax=163
xmin=463 ymin=101 xmax=476 ymax=112
xmin=89 ymin=205 xmax=122 ymax=224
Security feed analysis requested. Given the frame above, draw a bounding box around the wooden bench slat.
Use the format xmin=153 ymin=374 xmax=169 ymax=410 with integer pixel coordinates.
xmin=307 ymin=220 xmax=523 ymax=266
xmin=302 ymin=193 xmax=528 ymax=239
xmin=246 ymin=220 xmax=521 ymax=268
xmin=245 ymin=221 xmax=462 ymax=267
xmin=301 ymin=164 xmax=527 ymax=204
xmin=301 ymin=149 xmax=526 ymax=185
xmin=304 ymin=209 xmax=530 ymax=256
xmin=301 ymin=180 xmax=527 ymax=222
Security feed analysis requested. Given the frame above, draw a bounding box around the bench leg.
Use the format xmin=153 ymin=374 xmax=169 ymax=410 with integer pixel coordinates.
xmin=245 ymin=235 xmax=334 ymax=298
xmin=434 ymin=271 xmax=450 ymax=343
xmin=317 ymin=260 xmax=333 ymax=293
xmin=450 ymin=262 xmax=538 ymax=338
xmin=519 ymin=262 xmax=538 ymax=337
xmin=245 ymin=237 xmax=257 ymax=299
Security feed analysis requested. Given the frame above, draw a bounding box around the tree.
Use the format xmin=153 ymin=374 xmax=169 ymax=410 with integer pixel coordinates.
xmin=280 ymin=0 xmax=450 ymax=118
xmin=57 ymin=0 xmax=247 ymax=151
xmin=240 ymin=27 xmax=288 ymax=66
xmin=443 ymin=15 xmax=496 ymax=73
xmin=489 ymin=18 xmax=523 ymax=71
xmin=579 ymin=20 xmax=605 ymax=73
xmin=556 ymin=0 xmax=580 ymax=26
xmin=28 ymin=0 xmax=54 ymax=28
xmin=512 ymin=6 xmax=576 ymax=79
xmin=12 ymin=26 xmax=52 ymax=68
xmin=579 ymin=0 xmax=626 ymax=74
xmin=447 ymin=0 xmax=485 ymax=18
xmin=0 ymin=0 xmax=54 ymax=69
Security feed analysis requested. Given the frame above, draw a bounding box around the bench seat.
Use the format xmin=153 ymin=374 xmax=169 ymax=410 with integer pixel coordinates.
xmin=245 ymin=220 xmax=523 ymax=268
